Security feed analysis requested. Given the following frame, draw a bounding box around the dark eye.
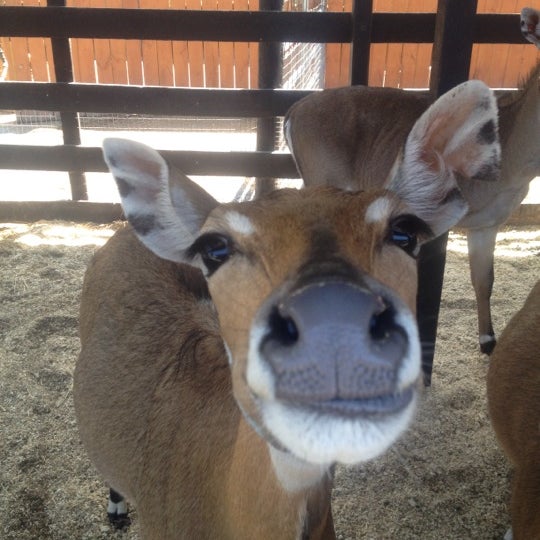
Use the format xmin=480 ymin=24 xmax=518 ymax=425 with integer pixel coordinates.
xmin=388 ymin=215 xmax=432 ymax=257
xmin=188 ymin=233 xmax=232 ymax=274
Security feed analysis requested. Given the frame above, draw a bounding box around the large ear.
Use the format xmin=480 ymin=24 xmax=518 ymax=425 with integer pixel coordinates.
xmin=387 ymin=80 xmax=500 ymax=238
xmin=102 ymin=138 xmax=218 ymax=262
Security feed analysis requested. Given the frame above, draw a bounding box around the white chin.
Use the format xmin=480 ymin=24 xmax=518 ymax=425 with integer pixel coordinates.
xmin=260 ymin=395 xmax=417 ymax=465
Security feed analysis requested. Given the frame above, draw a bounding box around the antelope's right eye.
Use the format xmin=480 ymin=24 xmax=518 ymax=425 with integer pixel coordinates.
xmin=189 ymin=233 xmax=233 ymax=274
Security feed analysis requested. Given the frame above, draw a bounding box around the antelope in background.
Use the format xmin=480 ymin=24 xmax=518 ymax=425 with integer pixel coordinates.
xmin=74 ymin=80 xmax=500 ymax=539
xmin=285 ymin=14 xmax=539 ymax=356
xmin=487 ymin=279 xmax=540 ymax=540
xmin=521 ymin=6 xmax=540 ymax=48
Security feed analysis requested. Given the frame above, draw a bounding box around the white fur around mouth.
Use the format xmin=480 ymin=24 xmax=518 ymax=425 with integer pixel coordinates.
xmin=257 ymin=390 xmax=418 ymax=465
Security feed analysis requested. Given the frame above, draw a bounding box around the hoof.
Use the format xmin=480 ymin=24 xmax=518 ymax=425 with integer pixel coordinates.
xmin=107 ymin=488 xmax=130 ymax=530
xmin=108 ymin=511 xmax=131 ymax=530
xmin=480 ymin=335 xmax=496 ymax=355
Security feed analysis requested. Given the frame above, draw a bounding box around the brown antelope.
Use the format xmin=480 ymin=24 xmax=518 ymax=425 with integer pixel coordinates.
xmin=521 ymin=6 xmax=540 ymax=48
xmin=285 ymin=56 xmax=539 ymax=356
xmin=487 ymin=279 xmax=540 ymax=540
xmin=74 ymin=80 xmax=500 ymax=539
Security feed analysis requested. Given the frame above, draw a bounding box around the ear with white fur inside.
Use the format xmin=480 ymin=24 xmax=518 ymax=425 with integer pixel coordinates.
xmin=387 ymin=80 xmax=501 ymax=238
xmin=102 ymin=138 xmax=218 ymax=263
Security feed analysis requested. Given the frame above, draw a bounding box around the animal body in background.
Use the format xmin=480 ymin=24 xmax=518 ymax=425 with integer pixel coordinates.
xmin=285 ymin=57 xmax=539 ymax=355
xmin=74 ymin=80 xmax=500 ymax=540
xmin=487 ymin=279 xmax=540 ymax=540
xmin=521 ymin=6 xmax=540 ymax=48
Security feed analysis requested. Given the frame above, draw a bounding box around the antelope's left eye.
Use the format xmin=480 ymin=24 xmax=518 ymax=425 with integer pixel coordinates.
xmin=188 ymin=233 xmax=233 ymax=274
xmin=388 ymin=215 xmax=432 ymax=257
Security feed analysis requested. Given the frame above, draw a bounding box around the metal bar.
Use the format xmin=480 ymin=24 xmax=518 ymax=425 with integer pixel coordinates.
xmin=419 ymin=0 xmax=478 ymax=386
xmin=349 ymin=0 xmax=373 ymax=85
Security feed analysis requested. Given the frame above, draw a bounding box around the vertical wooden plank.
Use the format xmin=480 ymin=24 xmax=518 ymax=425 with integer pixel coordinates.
xmin=137 ymin=0 xmax=159 ymax=85
xmin=201 ymin=0 xmax=220 ymax=87
xmin=8 ymin=37 xmax=32 ymax=81
xmin=470 ymin=0 xmax=504 ymax=86
xmin=231 ymin=0 xmax=251 ymax=88
xmin=249 ymin=0 xmax=260 ymax=88
xmin=232 ymin=42 xmax=248 ymax=89
xmin=399 ymin=0 xmax=431 ymax=88
xmin=184 ymin=0 xmax=205 ymax=86
xmin=72 ymin=37 xmax=96 ymax=83
xmin=218 ymin=0 xmax=235 ymax=88
xmin=0 ymin=37 xmax=11 ymax=81
xmin=68 ymin=0 xmax=96 ymax=83
xmin=122 ymin=0 xmax=143 ymax=86
xmin=170 ymin=0 xmax=190 ymax=87
xmin=410 ymin=43 xmax=432 ymax=88
xmin=370 ymin=0 xmax=390 ymax=87
xmin=154 ymin=0 xmax=174 ymax=86
xmin=104 ymin=0 xmax=129 ymax=85
xmin=20 ymin=0 xmax=48 ymax=82
xmin=26 ymin=38 xmax=50 ymax=81
xmin=324 ymin=0 xmax=346 ymax=88
xmin=89 ymin=0 xmax=114 ymax=84
xmin=383 ymin=0 xmax=404 ymax=88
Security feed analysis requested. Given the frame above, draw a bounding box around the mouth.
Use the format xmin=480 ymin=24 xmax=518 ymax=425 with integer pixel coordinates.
xmin=292 ymin=386 xmax=416 ymax=419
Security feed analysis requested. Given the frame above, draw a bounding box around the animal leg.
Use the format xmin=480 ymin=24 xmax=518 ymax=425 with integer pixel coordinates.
xmin=107 ymin=487 xmax=130 ymax=529
xmin=467 ymin=227 xmax=497 ymax=354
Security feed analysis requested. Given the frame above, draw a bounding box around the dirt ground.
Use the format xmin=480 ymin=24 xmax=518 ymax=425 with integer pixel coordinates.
xmin=0 ymin=220 xmax=538 ymax=540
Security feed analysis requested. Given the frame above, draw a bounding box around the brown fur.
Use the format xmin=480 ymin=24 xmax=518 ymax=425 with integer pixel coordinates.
xmin=75 ymin=187 xmax=417 ymax=540
xmin=487 ymin=280 xmax=540 ymax=539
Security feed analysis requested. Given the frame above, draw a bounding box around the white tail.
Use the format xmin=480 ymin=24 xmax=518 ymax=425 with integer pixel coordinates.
xmin=285 ymin=55 xmax=539 ymax=355
xmin=487 ymin=279 xmax=540 ymax=540
xmin=74 ymin=80 xmax=500 ymax=539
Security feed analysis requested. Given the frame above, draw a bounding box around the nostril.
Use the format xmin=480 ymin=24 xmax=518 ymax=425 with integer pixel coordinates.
xmin=268 ymin=306 xmax=299 ymax=346
xmin=369 ymin=299 xmax=396 ymax=341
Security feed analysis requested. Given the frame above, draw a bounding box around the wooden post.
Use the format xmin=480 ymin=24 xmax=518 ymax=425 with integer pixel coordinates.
xmin=255 ymin=0 xmax=283 ymax=199
xmin=418 ymin=0 xmax=477 ymax=385
xmin=350 ymin=0 xmax=373 ymax=86
xmin=47 ymin=0 xmax=88 ymax=201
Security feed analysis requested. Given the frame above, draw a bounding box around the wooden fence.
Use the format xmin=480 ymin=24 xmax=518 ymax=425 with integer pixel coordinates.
xmin=0 ymin=1 xmax=539 ymax=381
xmin=1 ymin=0 xmax=539 ymax=89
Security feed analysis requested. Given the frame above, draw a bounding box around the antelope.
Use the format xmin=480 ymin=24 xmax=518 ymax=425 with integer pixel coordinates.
xmin=73 ymin=80 xmax=500 ymax=539
xmin=285 ymin=57 xmax=539 ymax=356
xmin=487 ymin=279 xmax=540 ymax=540
xmin=521 ymin=6 xmax=540 ymax=48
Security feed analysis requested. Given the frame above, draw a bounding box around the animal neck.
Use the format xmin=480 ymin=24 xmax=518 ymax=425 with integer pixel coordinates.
xmin=498 ymin=62 xmax=540 ymax=186
xmin=222 ymin=418 xmax=334 ymax=540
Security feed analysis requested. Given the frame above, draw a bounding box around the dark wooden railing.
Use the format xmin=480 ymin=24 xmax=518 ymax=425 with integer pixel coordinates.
xmin=0 ymin=1 xmax=534 ymax=382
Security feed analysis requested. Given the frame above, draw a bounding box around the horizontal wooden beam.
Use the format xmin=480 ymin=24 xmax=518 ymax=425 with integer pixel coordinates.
xmin=0 ymin=83 xmax=311 ymax=117
xmin=1 ymin=200 xmax=537 ymax=226
xmin=0 ymin=200 xmax=124 ymax=223
xmin=0 ymin=144 xmax=300 ymax=178
xmin=2 ymin=8 xmax=352 ymax=42
xmin=0 ymin=7 xmax=526 ymax=44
